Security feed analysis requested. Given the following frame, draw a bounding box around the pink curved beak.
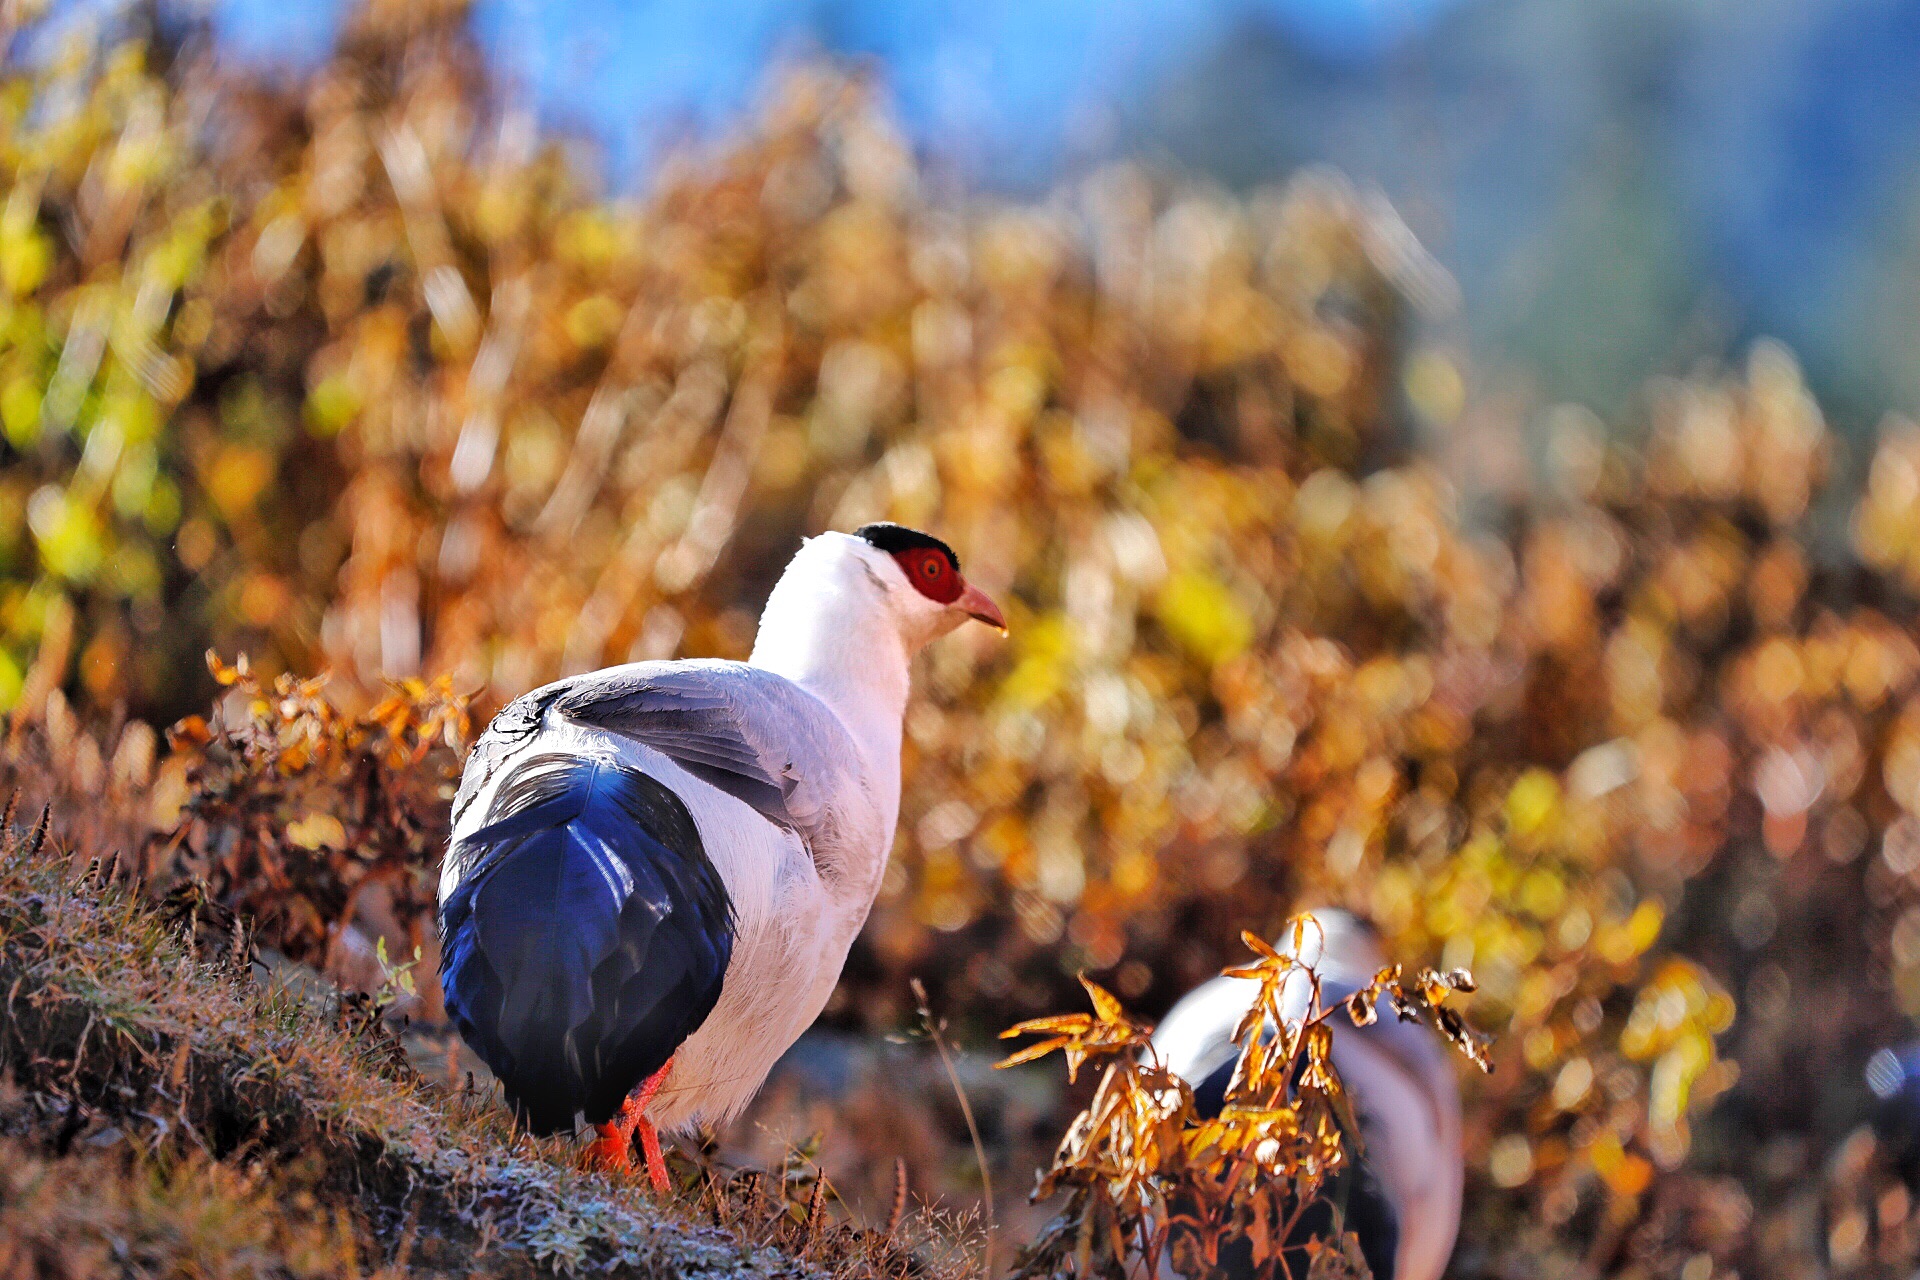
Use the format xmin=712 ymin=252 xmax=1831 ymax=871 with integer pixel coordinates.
xmin=956 ymin=580 xmax=1007 ymax=633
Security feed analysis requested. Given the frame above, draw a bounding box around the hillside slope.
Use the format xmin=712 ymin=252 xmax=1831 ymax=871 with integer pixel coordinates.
xmin=0 ymin=783 xmax=862 ymax=1278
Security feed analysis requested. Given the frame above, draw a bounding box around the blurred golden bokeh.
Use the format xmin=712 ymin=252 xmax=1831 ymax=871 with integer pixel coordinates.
xmin=6 ymin=4 xmax=1920 ymax=1275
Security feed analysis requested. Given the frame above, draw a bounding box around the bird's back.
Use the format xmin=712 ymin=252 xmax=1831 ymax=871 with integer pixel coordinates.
xmin=1150 ymin=911 xmax=1464 ymax=1280
xmin=439 ymin=750 xmax=734 ymax=1133
xmin=439 ymin=661 xmax=880 ymax=1136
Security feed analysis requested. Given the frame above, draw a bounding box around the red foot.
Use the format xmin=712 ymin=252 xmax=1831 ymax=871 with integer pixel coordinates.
xmin=580 ymin=1056 xmax=675 ymax=1194
xmin=582 ymin=1086 xmax=644 ymax=1176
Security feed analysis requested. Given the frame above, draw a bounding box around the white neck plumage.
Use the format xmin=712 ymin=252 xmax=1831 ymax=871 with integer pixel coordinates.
xmin=748 ymin=536 xmax=910 ymax=818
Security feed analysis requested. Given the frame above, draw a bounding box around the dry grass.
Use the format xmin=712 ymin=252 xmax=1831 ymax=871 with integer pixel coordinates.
xmin=0 ymin=1124 xmax=375 ymax=1279
xmin=0 ymin=752 xmax=972 ymax=1280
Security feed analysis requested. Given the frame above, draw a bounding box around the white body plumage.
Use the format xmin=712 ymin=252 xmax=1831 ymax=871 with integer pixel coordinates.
xmin=446 ymin=718 xmax=877 ymax=1131
xmin=440 ymin=530 xmax=1001 ymax=1136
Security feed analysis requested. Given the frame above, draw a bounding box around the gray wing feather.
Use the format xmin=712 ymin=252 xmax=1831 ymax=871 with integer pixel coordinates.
xmin=546 ymin=660 xmax=852 ymax=836
xmin=453 ymin=684 xmax=560 ymax=830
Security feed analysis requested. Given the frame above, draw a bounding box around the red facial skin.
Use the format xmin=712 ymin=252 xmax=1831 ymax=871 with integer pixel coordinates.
xmin=893 ymin=547 xmax=963 ymax=604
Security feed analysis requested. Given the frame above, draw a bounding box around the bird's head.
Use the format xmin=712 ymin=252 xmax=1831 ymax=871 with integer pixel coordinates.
xmin=847 ymin=522 xmax=1006 ymax=651
xmin=751 ymin=524 xmax=1006 ymax=698
xmin=747 ymin=523 xmax=1003 ymax=757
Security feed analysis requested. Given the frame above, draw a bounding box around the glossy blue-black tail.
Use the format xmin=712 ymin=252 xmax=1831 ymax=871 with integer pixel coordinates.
xmin=439 ymin=753 xmax=733 ymax=1134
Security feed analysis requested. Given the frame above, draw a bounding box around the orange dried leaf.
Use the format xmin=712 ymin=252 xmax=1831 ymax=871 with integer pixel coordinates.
xmin=167 ymin=715 xmax=212 ymax=748
xmin=1079 ymin=975 xmax=1128 ymax=1024
xmin=1239 ymin=930 xmax=1281 ymax=960
xmin=995 ymin=1037 xmax=1074 ymax=1070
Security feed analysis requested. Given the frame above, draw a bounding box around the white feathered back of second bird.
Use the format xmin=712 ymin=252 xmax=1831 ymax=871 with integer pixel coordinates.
xmin=1150 ymin=911 xmax=1464 ymax=1280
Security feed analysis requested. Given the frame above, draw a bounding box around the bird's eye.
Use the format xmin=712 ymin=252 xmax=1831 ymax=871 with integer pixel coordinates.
xmin=895 ymin=548 xmax=961 ymax=603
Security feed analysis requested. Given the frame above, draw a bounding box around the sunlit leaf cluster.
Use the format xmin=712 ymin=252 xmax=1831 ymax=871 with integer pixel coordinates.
xmin=998 ymin=919 xmax=1484 ymax=1280
xmin=147 ymin=649 xmax=468 ymax=981
xmin=10 ymin=6 xmax=1920 ymax=1276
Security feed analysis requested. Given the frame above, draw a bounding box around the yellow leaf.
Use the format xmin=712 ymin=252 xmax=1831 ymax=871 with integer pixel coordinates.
xmin=286 ymin=812 xmax=346 ymax=851
xmin=1155 ymin=570 xmax=1253 ymax=666
xmin=1079 ymin=975 xmax=1127 ymax=1023
xmin=993 ymin=1038 xmax=1071 ymax=1070
xmin=999 ymin=1014 xmax=1092 ymax=1039
xmin=203 ymin=445 xmax=276 ymax=520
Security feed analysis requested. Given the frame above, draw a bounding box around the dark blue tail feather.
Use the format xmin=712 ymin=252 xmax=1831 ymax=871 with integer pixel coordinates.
xmin=439 ymin=754 xmax=733 ymax=1134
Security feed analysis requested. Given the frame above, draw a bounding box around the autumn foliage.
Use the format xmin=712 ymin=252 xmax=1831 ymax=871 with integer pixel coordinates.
xmin=999 ymin=919 xmax=1485 ymax=1280
xmin=147 ymin=650 xmax=467 ymax=985
xmin=6 ymin=1 xmax=1920 ymax=1276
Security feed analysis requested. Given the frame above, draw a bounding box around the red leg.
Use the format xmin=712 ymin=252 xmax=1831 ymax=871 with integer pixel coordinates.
xmin=638 ymin=1117 xmax=669 ymax=1193
xmin=580 ymin=1055 xmax=676 ymax=1191
xmin=632 ymin=1054 xmax=674 ymax=1193
xmin=633 ymin=1055 xmax=672 ymax=1111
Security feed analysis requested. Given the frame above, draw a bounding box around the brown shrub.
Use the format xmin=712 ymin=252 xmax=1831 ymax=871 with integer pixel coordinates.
xmin=1000 ymin=922 xmax=1484 ymax=1280
xmin=145 ymin=651 xmax=467 ymax=992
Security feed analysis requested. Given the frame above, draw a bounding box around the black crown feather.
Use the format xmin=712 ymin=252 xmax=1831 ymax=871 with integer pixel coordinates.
xmin=852 ymin=523 xmax=960 ymax=571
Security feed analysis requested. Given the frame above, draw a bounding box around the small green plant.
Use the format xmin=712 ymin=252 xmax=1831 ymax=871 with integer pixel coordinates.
xmin=373 ymin=935 xmax=422 ymax=1009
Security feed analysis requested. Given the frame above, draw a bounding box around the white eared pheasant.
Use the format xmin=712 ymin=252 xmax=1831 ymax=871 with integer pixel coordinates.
xmin=438 ymin=525 xmax=1004 ymax=1188
xmin=1150 ymin=910 xmax=1464 ymax=1280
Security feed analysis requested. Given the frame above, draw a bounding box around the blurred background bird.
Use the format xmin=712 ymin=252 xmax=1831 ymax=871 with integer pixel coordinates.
xmin=437 ymin=525 xmax=1004 ymax=1189
xmin=1866 ymin=1042 xmax=1920 ymax=1192
xmin=1150 ymin=909 xmax=1464 ymax=1280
